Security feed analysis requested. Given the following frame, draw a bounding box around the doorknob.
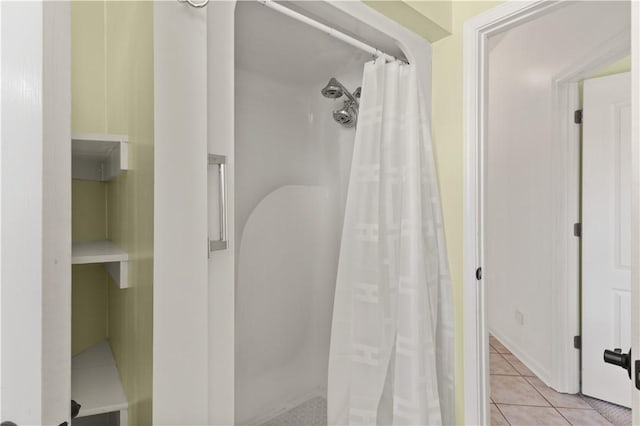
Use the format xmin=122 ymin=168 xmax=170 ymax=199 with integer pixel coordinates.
xmin=603 ymin=348 xmax=632 ymax=379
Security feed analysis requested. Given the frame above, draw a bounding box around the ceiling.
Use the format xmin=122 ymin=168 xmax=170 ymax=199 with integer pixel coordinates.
xmin=235 ymin=1 xmax=375 ymax=85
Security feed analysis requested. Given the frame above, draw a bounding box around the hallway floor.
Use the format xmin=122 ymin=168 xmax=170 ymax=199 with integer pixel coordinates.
xmin=490 ymin=335 xmax=630 ymax=425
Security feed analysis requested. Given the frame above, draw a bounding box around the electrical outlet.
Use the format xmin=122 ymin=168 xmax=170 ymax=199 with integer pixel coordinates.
xmin=515 ymin=310 xmax=524 ymax=325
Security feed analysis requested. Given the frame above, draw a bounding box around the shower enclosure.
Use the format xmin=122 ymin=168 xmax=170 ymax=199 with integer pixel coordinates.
xmin=153 ymin=1 xmax=434 ymax=424
xmin=234 ymin=3 xmax=366 ymax=423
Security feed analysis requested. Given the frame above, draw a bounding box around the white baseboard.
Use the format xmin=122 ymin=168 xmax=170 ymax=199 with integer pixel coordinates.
xmin=489 ymin=327 xmax=553 ymax=386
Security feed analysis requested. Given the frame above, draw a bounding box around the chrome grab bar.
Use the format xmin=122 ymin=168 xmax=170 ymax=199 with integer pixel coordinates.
xmin=209 ymin=154 xmax=228 ymax=251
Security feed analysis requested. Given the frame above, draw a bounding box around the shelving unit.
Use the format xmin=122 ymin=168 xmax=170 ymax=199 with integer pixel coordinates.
xmin=72 ymin=133 xmax=129 ymax=181
xmin=72 ymin=340 xmax=128 ymax=425
xmin=72 ymin=240 xmax=129 ymax=289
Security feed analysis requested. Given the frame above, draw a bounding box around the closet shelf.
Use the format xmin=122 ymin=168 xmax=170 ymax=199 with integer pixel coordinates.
xmin=72 ymin=340 xmax=128 ymax=418
xmin=72 ymin=240 xmax=129 ymax=288
xmin=72 ymin=133 xmax=129 ymax=182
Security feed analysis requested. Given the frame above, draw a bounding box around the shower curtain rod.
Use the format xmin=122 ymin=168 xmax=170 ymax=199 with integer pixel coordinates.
xmin=178 ymin=0 xmax=406 ymax=63
xmin=257 ymin=0 xmax=405 ymax=64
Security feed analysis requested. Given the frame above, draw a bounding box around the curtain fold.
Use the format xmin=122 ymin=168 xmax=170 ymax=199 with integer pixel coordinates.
xmin=327 ymin=58 xmax=454 ymax=426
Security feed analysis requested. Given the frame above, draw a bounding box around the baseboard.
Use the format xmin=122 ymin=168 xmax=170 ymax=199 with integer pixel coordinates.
xmin=489 ymin=327 xmax=553 ymax=386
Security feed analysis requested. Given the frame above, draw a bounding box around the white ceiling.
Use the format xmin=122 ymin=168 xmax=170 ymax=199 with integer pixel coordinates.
xmin=235 ymin=1 xmax=373 ymax=85
xmin=488 ymin=1 xmax=630 ymax=69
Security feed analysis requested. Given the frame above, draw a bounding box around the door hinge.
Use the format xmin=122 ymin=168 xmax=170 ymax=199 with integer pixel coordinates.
xmin=574 ymin=109 xmax=583 ymax=124
xmin=574 ymin=223 xmax=582 ymax=237
xmin=574 ymin=335 xmax=581 ymax=349
xmin=475 ymin=267 xmax=483 ymax=280
xmin=635 ymin=360 xmax=640 ymax=390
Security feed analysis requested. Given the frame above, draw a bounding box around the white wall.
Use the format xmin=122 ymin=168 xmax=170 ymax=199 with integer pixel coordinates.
xmin=42 ymin=2 xmax=71 ymax=424
xmin=207 ymin=2 xmax=236 ymax=425
xmin=1 ymin=3 xmax=44 ymax=423
xmin=1 ymin=2 xmax=71 ymax=424
xmin=487 ymin=1 xmax=630 ymax=384
xmin=153 ymin=2 xmax=209 ymax=425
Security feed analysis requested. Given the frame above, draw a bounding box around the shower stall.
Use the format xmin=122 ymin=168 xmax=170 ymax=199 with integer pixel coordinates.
xmin=234 ymin=3 xmax=367 ymax=423
xmin=154 ymin=1 xmax=435 ymax=424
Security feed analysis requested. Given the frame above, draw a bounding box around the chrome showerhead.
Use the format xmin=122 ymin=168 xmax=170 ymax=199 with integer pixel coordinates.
xmin=321 ymin=77 xmax=344 ymax=98
xmin=333 ymin=100 xmax=358 ymax=128
xmin=322 ymin=77 xmax=361 ymax=128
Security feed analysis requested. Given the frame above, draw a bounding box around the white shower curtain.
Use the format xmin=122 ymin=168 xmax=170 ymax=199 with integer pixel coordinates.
xmin=327 ymin=58 xmax=454 ymax=426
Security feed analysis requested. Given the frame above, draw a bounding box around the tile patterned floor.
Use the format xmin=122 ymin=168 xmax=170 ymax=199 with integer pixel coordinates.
xmin=490 ymin=335 xmax=620 ymax=426
xmin=260 ymin=396 xmax=327 ymax=426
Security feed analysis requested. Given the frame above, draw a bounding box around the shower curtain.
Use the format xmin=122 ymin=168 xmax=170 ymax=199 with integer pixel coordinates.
xmin=327 ymin=58 xmax=454 ymax=426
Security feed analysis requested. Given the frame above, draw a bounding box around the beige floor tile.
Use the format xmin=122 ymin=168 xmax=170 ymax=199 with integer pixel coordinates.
xmin=490 ymin=336 xmax=511 ymax=354
xmin=498 ymin=405 xmax=570 ymax=425
xmin=525 ymin=377 xmax=592 ymax=409
xmin=491 ymin=375 xmax=550 ymax=406
xmin=502 ymin=353 xmax=536 ymax=377
xmin=490 ymin=404 xmax=510 ymax=425
xmin=491 ymin=353 xmax=519 ymax=375
xmin=557 ymin=408 xmax=612 ymax=426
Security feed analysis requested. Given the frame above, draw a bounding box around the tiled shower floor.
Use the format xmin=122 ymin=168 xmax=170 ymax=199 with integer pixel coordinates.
xmin=490 ymin=335 xmax=631 ymax=425
xmin=260 ymin=396 xmax=327 ymax=426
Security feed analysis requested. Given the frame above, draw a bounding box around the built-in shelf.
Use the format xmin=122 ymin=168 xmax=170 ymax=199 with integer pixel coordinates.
xmin=72 ymin=240 xmax=129 ymax=288
xmin=72 ymin=133 xmax=129 ymax=181
xmin=72 ymin=340 xmax=128 ymax=423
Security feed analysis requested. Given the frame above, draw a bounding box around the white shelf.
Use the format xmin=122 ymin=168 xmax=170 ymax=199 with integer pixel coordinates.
xmin=72 ymin=240 xmax=129 ymax=288
xmin=72 ymin=340 xmax=128 ymax=419
xmin=72 ymin=133 xmax=129 ymax=181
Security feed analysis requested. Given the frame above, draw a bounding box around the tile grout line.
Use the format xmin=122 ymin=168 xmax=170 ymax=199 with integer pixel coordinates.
xmin=491 ymin=336 xmax=610 ymax=425
xmin=491 ymin=351 xmax=521 ymax=376
xmin=490 ymin=335 xmax=573 ymax=425
xmin=492 ymin=402 xmax=512 ymax=426
xmin=507 ymin=350 xmax=573 ymax=424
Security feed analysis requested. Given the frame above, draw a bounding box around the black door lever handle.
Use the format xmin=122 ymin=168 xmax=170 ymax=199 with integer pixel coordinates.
xmin=603 ymin=348 xmax=632 ymax=379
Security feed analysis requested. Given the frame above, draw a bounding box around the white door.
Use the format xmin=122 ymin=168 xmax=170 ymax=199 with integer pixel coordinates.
xmin=582 ymin=72 xmax=632 ymax=407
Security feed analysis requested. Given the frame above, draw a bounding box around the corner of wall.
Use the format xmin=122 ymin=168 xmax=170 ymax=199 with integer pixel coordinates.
xmin=363 ymin=1 xmax=451 ymax=42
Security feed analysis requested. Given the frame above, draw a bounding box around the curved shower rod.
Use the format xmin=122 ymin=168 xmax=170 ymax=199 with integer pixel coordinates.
xmin=177 ymin=0 xmax=408 ymax=64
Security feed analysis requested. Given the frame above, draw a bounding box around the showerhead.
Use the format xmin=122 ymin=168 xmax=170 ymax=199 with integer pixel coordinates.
xmin=322 ymin=77 xmax=361 ymax=128
xmin=333 ymin=100 xmax=357 ymax=128
xmin=321 ymin=78 xmax=344 ymax=99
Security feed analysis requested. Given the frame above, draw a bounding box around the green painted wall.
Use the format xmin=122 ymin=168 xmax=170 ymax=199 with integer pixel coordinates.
xmin=590 ymin=55 xmax=631 ymax=79
xmin=71 ymin=2 xmax=154 ymax=425
xmin=72 ymin=180 xmax=109 ymax=355
xmin=431 ymin=4 xmax=502 ymax=423
xmin=365 ymin=0 xmax=452 ymax=42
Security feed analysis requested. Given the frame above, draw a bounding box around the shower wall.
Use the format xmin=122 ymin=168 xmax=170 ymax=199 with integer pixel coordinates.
xmin=234 ymin=3 xmax=366 ymax=423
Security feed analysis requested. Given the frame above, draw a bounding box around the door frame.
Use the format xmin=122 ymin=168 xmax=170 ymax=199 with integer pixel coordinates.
xmin=551 ymin=31 xmax=630 ymax=395
xmin=462 ymin=1 xmax=637 ymax=424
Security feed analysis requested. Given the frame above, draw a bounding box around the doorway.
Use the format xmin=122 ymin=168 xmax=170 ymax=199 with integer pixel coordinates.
xmin=462 ymin=1 xmax=637 ymax=424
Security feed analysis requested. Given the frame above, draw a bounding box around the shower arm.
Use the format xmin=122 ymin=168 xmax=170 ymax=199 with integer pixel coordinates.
xmin=336 ymin=82 xmax=359 ymax=106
